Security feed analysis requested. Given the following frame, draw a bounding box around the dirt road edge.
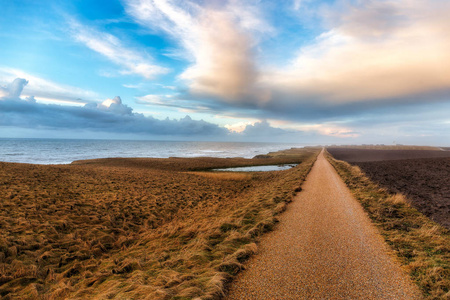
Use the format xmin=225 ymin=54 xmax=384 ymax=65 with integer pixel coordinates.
xmin=325 ymin=150 xmax=450 ymax=299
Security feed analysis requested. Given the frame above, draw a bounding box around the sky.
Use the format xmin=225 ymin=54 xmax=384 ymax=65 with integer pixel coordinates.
xmin=1 ymin=0 xmax=450 ymax=145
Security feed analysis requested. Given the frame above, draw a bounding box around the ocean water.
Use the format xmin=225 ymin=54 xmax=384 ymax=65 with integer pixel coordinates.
xmin=212 ymin=164 xmax=298 ymax=172
xmin=0 ymin=138 xmax=307 ymax=165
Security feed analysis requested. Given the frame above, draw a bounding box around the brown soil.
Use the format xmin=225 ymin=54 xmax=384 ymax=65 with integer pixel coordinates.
xmin=225 ymin=150 xmax=420 ymax=299
xmin=326 ymin=152 xmax=450 ymax=299
xmin=327 ymin=148 xmax=450 ymax=162
xmin=354 ymin=158 xmax=450 ymax=229
xmin=327 ymin=147 xmax=450 ymax=230
xmin=0 ymin=148 xmax=319 ymax=299
xmin=327 ymin=145 xmax=441 ymax=150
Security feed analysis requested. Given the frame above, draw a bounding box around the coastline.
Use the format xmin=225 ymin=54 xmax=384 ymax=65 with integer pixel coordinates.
xmin=0 ymin=139 xmax=308 ymax=165
xmin=0 ymin=147 xmax=320 ymax=299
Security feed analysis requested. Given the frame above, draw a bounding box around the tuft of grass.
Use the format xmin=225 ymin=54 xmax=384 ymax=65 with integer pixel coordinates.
xmin=385 ymin=193 xmax=409 ymax=206
xmin=0 ymin=148 xmax=320 ymax=299
xmin=325 ymin=150 xmax=450 ymax=299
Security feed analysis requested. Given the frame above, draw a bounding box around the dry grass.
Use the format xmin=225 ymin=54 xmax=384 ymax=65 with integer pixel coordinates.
xmin=325 ymin=150 xmax=450 ymax=300
xmin=0 ymin=147 xmax=319 ymax=299
xmin=385 ymin=193 xmax=409 ymax=205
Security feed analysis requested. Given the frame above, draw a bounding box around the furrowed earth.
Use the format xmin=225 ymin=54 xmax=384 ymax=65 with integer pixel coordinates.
xmin=327 ymin=147 xmax=450 ymax=229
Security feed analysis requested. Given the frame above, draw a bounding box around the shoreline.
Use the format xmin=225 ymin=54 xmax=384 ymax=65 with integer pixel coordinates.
xmin=0 ymin=147 xmax=320 ymax=299
xmin=0 ymin=139 xmax=308 ymax=165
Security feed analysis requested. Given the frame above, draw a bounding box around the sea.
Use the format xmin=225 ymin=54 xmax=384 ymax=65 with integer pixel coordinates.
xmin=0 ymin=138 xmax=308 ymax=165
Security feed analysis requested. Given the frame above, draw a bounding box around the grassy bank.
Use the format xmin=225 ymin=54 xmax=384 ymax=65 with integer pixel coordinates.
xmin=325 ymin=151 xmax=450 ymax=299
xmin=0 ymin=148 xmax=319 ymax=300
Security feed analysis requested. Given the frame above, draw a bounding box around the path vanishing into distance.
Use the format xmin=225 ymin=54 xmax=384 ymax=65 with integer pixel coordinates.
xmin=225 ymin=150 xmax=421 ymax=300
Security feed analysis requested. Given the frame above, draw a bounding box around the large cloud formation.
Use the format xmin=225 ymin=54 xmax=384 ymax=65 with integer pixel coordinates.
xmin=265 ymin=0 xmax=450 ymax=109
xmin=124 ymin=0 xmax=450 ymax=122
xmin=125 ymin=0 xmax=268 ymax=101
xmin=0 ymin=78 xmax=227 ymax=137
xmin=3 ymin=0 xmax=450 ymax=144
xmin=1 ymin=78 xmax=317 ymax=142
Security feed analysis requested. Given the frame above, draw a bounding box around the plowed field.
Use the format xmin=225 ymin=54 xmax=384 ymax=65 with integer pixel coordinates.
xmin=327 ymin=147 xmax=450 ymax=229
xmin=355 ymin=158 xmax=450 ymax=229
xmin=327 ymin=147 xmax=450 ymax=162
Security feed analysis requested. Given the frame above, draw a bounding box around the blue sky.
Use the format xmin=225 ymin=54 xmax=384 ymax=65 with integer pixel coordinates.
xmin=1 ymin=0 xmax=450 ymax=144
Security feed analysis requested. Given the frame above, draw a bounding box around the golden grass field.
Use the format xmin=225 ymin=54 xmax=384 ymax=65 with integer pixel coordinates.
xmin=0 ymin=147 xmax=319 ymax=299
xmin=326 ymin=151 xmax=450 ymax=300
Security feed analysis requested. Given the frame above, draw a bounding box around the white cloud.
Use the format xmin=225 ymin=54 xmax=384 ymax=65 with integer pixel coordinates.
xmin=135 ymin=93 xmax=213 ymax=114
xmin=236 ymin=120 xmax=309 ymax=143
xmin=125 ymin=0 xmax=450 ymax=120
xmin=123 ymin=0 xmax=450 ymax=122
xmin=123 ymin=83 xmax=143 ymax=89
xmin=293 ymin=0 xmax=304 ymax=10
xmin=136 ymin=93 xmax=164 ymax=103
xmin=262 ymin=0 xmax=450 ymax=106
xmin=178 ymin=9 xmax=257 ymax=100
xmin=69 ymin=20 xmax=169 ymax=79
xmin=85 ymin=96 xmax=133 ymax=115
xmin=124 ymin=0 xmax=271 ymax=100
xmin=224 ymin=121 xmax=254 ymax=133
xmin=298 ymin=123 xmax=360 ymax=138
xmin=0 ymin=67 xmax=99 ymax=104
xmin=0 ymin=78 xmax=29 ymax=99
xmin=0 ymin=77 xmax=228 ymax=137
xmin=158 ymin=84 xmax=176 ymax=90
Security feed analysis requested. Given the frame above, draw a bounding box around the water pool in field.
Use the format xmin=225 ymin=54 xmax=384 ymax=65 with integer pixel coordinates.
xmin=212 ymin=164 xmax=297 ymax=172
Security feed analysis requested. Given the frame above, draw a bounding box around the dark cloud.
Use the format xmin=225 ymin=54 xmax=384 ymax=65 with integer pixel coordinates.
xmin=242 ymin=120 xmax=292 ymax=137
xmin=9 ymin=78 xmax=446 ymax=144
xmin=0 ymin=78 xmax=227 ymax=137
xmin=1 ymin=79 xmax=324 ymax=142
xmin=231 ymin=120 xmax=312 ymax=143
xmin=176 ymin=84 xmax=450 ymax=127
xmin=152 ymin=0 xmax=450 ymax=130
xmin=85 ymin=96 xmax=133 ymax=115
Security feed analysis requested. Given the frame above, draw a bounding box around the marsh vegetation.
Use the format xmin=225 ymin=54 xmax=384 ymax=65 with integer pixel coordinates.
xmin=0 ymin=147 xmax=319 ymax=299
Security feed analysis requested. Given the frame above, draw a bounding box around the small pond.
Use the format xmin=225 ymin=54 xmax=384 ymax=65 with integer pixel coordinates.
xmin=212 ymin=164 xmax=297 ymax=172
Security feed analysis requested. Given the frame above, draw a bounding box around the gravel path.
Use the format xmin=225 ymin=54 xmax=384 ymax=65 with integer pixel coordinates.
xmin=225 ymin=150 xmax=421 ymax=299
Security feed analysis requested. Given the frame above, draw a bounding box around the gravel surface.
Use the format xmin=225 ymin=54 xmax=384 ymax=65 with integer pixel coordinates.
xmin=225 ymin=150 xmax=421 ymax=300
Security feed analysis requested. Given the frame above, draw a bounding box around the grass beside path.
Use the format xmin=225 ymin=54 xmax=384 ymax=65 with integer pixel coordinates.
xmin=0 ymin=148 xmax=319 ymax=300
xmin=326 ymin=151 xmax=450 ymax=300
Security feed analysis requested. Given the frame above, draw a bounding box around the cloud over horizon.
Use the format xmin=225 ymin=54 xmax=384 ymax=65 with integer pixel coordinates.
xmin=264 ymin=0 xmax=450 ymax=108
xmin=0 ymin=68 xmax=99 ymax=105
xmin=1 ymin=0 xmax=450 ymax=144
xmin=120 ymin=0 xmax=450 ymax=127
xmin=1 ymin=78 xmax=309 ymax=141
xmin=0 ymin=78 xmax=30 ymax=100
xmin=0 ymin=78 xmax=227 ymax=137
